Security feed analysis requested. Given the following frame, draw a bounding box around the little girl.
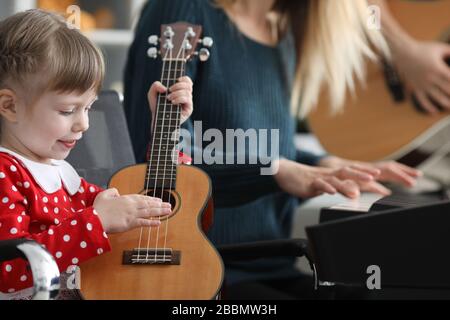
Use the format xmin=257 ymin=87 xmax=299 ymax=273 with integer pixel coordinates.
xmin=0 ymin=9 xmax=193 ymax=298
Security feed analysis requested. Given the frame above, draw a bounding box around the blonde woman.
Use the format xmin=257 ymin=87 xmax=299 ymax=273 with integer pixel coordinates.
xmin=125 ymin=0 xmax=420 ymax=299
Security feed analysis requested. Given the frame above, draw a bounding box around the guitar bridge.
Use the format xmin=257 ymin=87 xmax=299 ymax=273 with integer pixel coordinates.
xmin=122 ymin=248 xmax=181 ymax=265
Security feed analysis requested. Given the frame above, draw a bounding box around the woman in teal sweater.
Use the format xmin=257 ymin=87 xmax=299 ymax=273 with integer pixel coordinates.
xmin=124 ymin=0 xmax=421 ymax=299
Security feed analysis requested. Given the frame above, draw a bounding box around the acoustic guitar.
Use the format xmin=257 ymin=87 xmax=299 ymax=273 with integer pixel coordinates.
xmin=80 ymin=23 xmax=224 ymax=299
xmin=308 ymin=0 xmax=450 ymax=163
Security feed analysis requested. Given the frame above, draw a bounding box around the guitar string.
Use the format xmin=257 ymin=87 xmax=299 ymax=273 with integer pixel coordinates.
xmin=162 ymin=45 xmax=186 ymax=262
xmin=157 ymin=34 xmax=188 ymax=263
xmin=148 ymin=45 xmax=174 ymax=263
xmin=141 ymin=47 xmax=170 ymax=263
xmin=137 ymin=47 xmax=168 ymax=262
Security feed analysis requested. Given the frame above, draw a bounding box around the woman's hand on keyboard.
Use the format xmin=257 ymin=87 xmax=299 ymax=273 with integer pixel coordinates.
xmin=273 ymin=159 xmax=390 ymax=199
xmin=319 ymin=156 xmax=422 ymax=188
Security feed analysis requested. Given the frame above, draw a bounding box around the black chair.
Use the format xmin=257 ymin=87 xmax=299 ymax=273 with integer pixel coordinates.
xmin=0 ymin=239 xmax=60 ymax=299
xmin=67 ymin=90 xmax=136 ymax=188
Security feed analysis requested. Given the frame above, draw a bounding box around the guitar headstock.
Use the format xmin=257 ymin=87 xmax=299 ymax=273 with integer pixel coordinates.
xmin=147 ymin=22 xmax=213 ymax=62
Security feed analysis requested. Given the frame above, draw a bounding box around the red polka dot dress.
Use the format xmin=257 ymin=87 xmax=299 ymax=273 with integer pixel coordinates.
xmin=0 ymin=148 xmax=111 ymax=297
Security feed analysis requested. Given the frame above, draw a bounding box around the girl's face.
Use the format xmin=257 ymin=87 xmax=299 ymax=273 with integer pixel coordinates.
xmin=5 ymin=89 xmax=97 ymax=164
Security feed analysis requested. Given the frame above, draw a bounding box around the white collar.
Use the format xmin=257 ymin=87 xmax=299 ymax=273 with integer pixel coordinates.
xmin=0 ymin=147 xmax=81 ymax=195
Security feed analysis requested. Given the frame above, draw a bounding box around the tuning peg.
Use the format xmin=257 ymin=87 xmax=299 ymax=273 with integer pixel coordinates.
xmin=164 ymin=26 xmax=174 ymax=38
xmin=200 ymin=37 xmax=214 ymax=48
xmin=148 ymin=35 xmax=159 ymax=46
xmin=163 ymin=39 xmax=174 ymax=50
xmin=183 ymin=40 xmax=192 ymax=50
xmin=199 ymin=48 xmax=210 ymax=62
xmin=186 ymin=27 xmax=196 ymax=38
xmin=147 ymin=47 xmax=158 ymax=59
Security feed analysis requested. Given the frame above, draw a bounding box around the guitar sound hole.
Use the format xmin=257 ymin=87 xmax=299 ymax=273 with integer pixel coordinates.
xmin=142 ymin=189 xmax=179 ymax=218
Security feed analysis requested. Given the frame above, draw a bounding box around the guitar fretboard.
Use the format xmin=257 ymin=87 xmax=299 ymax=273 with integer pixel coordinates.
xmin=145 ymin=58 xmax=186 ymax=190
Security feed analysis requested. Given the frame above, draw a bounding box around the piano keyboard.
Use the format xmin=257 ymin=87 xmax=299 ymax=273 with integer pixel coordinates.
xmin=324 ymin=190 xmax=449 ymax=214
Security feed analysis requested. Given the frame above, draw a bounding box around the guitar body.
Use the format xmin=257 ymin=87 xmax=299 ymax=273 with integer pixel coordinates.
xmin=80 ymin=164 xmax=224 ymax=299
xmin=309 ymin=0 xmax=450 ymax=162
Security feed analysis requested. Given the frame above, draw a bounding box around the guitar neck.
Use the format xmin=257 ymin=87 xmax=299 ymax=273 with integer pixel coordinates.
xmin=146 ymin=59 xmax=187 ymax=189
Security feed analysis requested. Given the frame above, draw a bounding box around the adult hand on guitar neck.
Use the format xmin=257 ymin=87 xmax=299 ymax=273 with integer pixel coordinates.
xmin=273 ymin=158 xmax=390 ymax=199
xmin=93 ymin=188 xmax=172 ymax=233
xmin=371 ymin=0 xmax=450 ymax=114
xmin=318 ymin=156 xmax=422 ymax=192
xmin=147 ymin=76 xmax=193 ymax=130
xmin=393 ymin=40 xmax=450 ymax=114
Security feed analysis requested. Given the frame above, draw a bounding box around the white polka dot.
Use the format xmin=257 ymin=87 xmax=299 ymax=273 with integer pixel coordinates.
xmin=54 ymin=197 xmax=58 ymax=203
xmin=7 ymin=288 xmax=15 ymax=293
xmin=0 ymin=172 xmax=5 ymax=178
xmin=103 ymin=232 xmax=108 ymax=239
xmin=80 ymin=241 xmax=87 ymax=248
xmin=97 ymin=248 xmax=103 ymax=255
xmin=93 ymin=209 xmax=98 ymax=216
xmin=81 ymin=200 xmax=86 ymax=206
xmin=71 ymin=208 xmax=75 ymax=212
xmin=55 ymin=251 xmax=62 ymax=258
xmin=10 ymin=165 xmax=17 ymax=172
xmin=79 ymin=187 xmax=84 ymax=193
xmin=63 ymin=196 xmax=67 ymax=202
xmin=20 ymin=275 xmax=27 ymax=282
xmin=86 ymin=223 xmax=93 ymax=231
xmin=43 ymin=197 xmax=48 ymax=203
xmin=89 ymin=186 xmax=96 ymax=193
xmin=72 ymin=257 xmax=79 ymax=264
xmin=53 ymin=207 xmax=59 ymax=214
xmin=10 ymin=228 xmax=17 ymax=235
xmin=54 ymin=218 xmax=60 ymax=225
xmin=5 ymin=264 xmax=12 ymax=272
xmin=17 ymin=216 xmax=22 ymax=223
xmin=11 ymin=185 xmax=17 ymax=192
xmin=71 ymin=220 xmax=77 ymax=226
xmin=48 ymin=229 xmax=54 ymax=235
xmin=40 ymin=224 xmax=46 ymax=231
xmin=69 ymin=198 xmax=72 ymax=202
xmin=43 ymin=207 xmax=48 ymax=213
xmin=23 ymin=198 xmax=27 ymax=205
xmin=77 ymin=209 xmax=83 ymax=213
xmin=23 ymin=181 xmax=30 ymax=188
xmin=21 ymin=211 xmax=25 ymax=216
xmin=2 ymin=197 xmax=9 ymax=204
xmin=63 ymin=234 xmax=70 ymax=242
xmin=9 ymin=203 xmax=15 ymax=210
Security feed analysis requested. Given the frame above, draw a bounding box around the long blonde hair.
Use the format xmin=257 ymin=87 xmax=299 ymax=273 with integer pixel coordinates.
xmin=216 ymin=0 xmax=389 ymax=118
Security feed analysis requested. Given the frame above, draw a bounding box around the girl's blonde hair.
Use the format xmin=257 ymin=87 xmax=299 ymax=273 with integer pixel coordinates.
xmin=216 ymin=0 xmax=389 ymax=118
xmin=0 ymin=9 xmax=105 ymax=102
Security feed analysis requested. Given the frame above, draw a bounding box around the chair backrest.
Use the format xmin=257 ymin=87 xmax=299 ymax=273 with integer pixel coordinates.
xmin=67 ymin=90 xmax=136 ymax=188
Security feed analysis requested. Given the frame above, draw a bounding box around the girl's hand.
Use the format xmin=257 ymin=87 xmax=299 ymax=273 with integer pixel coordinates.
xmin=93 ymin=188 xmax=172 ymax=234
xmin=319 ymin=156 xmax=422 ymax=190
xmin=147 ymin=76 xmax=193 ymax=127
xmin=273 ymin=159 xmax=385 ymax=199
